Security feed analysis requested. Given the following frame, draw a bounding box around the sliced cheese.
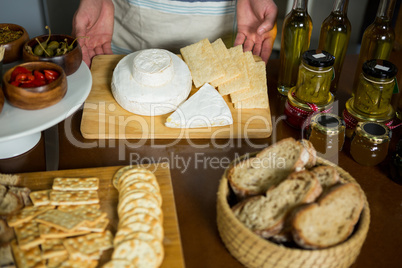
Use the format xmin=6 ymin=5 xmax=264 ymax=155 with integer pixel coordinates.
xmin=165 ymin=83 xmax=233 ymax=128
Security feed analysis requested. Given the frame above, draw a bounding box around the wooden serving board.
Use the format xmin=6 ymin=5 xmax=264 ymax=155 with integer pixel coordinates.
xmin=80 ymin=55 xmax=272 ymax=139
xmin=17 ymin=163 xmax=185 ymax=268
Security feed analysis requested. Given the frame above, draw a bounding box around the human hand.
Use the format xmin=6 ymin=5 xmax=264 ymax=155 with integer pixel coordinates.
xmin=72 ymin=0 xmax=114 ymax=67
xmin=234 ymin=0 xmax=278 ymax=64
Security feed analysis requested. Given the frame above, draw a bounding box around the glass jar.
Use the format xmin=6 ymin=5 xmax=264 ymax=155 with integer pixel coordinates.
xmin=350 ymin=121 xmax=391 ymax=166
xmin=285 ymin=88 xmax=334 ymax=129
xmin=307 ymin=113 xmax=345 ymax=158
xmin=353 ymin=59 xmax=397 ymax=116
xmin=294 ymin=50 xmax=335 ymax=105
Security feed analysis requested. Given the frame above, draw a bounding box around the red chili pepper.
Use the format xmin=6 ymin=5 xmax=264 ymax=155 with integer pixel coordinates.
xmin=15 ymin=73 xmax=35 ymax=83
xmin=33 ymin=70 xmax=45 ymax=81
xmin=43 ymin=69 xmax=59 ymax=82
xmin=10 ymin=81 xmax=20 ymax=86
xmin=10 ymin=66 xmax=31 ymax=81
xmin=22 ymin=79 xmax=47 ymax=88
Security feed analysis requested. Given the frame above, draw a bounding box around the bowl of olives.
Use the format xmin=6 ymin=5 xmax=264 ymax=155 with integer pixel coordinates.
xmin=2 ymin=61 xmax=67 ymax=110
xmin=22 ymin=26 xmax=82 ymax=76
xmin=0 ymin=23 xmax=30 ymax=64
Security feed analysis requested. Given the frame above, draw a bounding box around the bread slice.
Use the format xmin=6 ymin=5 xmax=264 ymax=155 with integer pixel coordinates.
xmin=232 ymin=170 xmax=322 ymax=238
xmin=0 ymin=173 xmax=21 ymax=186
xmin=291 ymin=183 xmax=364 ymax=249
xmin=310 ymin=165 xmax=340 ymax=190
xmin=228 ymin=138 xmax=317 ymax=198
xmin=0 ymin=192 xmax=23 ymax=216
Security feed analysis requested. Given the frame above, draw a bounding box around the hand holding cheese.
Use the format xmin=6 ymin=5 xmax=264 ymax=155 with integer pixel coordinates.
xmin=165 ymin=83 xmax=233 ymax=128
xmin=111 ymin=49 xmax=192 ymax=116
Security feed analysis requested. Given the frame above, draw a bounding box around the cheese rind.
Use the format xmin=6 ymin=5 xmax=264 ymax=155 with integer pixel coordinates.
xmin=111 ymin=49 xmax=192 ymax=116
xmin=165 ymin=83 xmax=233 ymax=128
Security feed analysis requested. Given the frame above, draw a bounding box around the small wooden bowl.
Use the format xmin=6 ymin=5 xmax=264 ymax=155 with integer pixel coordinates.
xmin=2 ymin=62 xmax=67 ymax=110
xmin=0 ymin=23 xmax=30 ymax=64
xmin=22 ymin=34 xmax=82 ymax=76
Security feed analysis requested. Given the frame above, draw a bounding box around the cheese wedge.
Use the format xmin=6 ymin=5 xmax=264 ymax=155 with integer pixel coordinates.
xmin=165 ymin=83 xmax=233 ymax=128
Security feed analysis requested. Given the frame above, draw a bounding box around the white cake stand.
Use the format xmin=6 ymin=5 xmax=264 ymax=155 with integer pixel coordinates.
xmin=0 ymin=62 xmax=92 ymax=159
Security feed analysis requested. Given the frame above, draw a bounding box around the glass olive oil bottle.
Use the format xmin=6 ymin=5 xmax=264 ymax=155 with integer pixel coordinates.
xmin=318 ymin=0 xmax=351 ymax=94
xmin=352 ymin=0 xmax=396 ymax=94
xmin=277 ymin=0 xmax=312 ymax=96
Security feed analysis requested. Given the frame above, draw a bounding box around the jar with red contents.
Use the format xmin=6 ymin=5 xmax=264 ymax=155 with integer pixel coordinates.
xmin=284 ymin=87 xmax=334 ymax=129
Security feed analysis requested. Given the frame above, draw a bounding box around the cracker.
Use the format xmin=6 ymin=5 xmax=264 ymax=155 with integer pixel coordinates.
xmin=57 ymin=204 xmax=106 ymax=224
xmin=63 ymin=230 xmax=113 ymax=257
xmin=119 ymin=189 xmax=162 ymax=208
xmin=115 ymin=218 xmax=163 ymax=242
xmin=118 ymin=206 xmax=163 ymax=223
xmin=10 ymin=240 xmax=46 ymax=268
xmin=35 ymin=209 xmax=86 ymax=232
xmin=218 ymin=45 xmax=250 ymax=96
xmin=14 ymin=221 xmax=44 ymax=250
xmin=77 ymin=217 xmax=109 ymax=233
xmin=102 ymin=259 xmax=134 ymax=268
xmin=233 ymin=91 xmax=269 ymax=109
xmin=29 ymin=190 xmax=51 ymax=206
xmin=112 ymin=238 xmax=158 ymax=267
xmin=50 ymin=190 xmax=99 ymax=205
xmin=39 ymin=224 xmax=90 ymax=239
xmin=113 ymin=166 xmax=155 ymax=189
xmin=7 ymin=205 xmax=55 ymax=227
xmin=210 ymin=39 xmax=241 ymax=87
xmin=41 ymin=238 xmax=67 ymax=259
xmin=56 ymin=203 xmax=101 ymax=212
xmin=57 ymin=257 xmax=98 ymax=268
xmin=45 ymin=253 xmax=69 ymax=268
xmin=180 ymin=38 xmax=225 ymax=88
xmin=52 ymin=177 xmax=99 ymax=191
xmin=118 ymin=194 xmax=161 ymax=216
xmin=230 ymin=53 xmax=265 ymax=102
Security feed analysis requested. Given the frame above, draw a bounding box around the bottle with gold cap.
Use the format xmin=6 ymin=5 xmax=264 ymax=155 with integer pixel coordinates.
xmin=277 ymin=0 xmax=312 ymax=96
xmin=352 ymin=0 xmax=396 ymax=94
xmin=318 ymin=0 xmax=351 ymax=94
xmin=350 ymin=121 xmax=391 ymax=166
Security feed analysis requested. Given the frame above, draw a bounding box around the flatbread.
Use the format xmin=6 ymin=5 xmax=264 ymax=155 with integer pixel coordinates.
xmin=180 ymin=38 xmax=225 ymax=88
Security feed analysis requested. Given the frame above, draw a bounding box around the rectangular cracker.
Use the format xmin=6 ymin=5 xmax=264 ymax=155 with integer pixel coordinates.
xmin=52 ymin=177 xmax=99 ymax=191
xmin=180 ymin=38 xmax=225 ymax=88
xmin=230 ymin=54 xmax=266 ymax=102
xmin=58 ymin=257 xmax=98 ymax=268
xmin=77 ymin=217 xmax=109 ymax=233
xmin=218 ymin=45 xmax=250 ymax=96
xmin=41 ymin=238 xmax=67 ymax=259
xmin=57 ymin=205 xmax=106 ymax=224
xmin=29 ymin=190 xmax=51 ymax=206
xmin=50 ymin=190 xmax=99 ymax=205
xmin=10 ymin=240 xmax=46 ymax=268
xmin=210 ymin=39 xmax=241 ymax=87
xmin=63 ymin=230 xmax=113 ymax=257
xmin=233 ymin=91 xmax=269 ymax=109
xmin=39 ymin=224 xmax=90 ymax=239
xmin=35 ymin=209 xmax=86 ymax=232
xmin=7 ymin=205 xmax=55 ymax=227
xmin=45 ymin=254 xmax=69 ymax=268
xmin=14 ymin=221 xmax=44 ymax=250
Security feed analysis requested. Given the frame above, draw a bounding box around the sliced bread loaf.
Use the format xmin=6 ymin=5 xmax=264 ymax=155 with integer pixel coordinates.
xmin=232 ymin=170 xmax=322 ymax=238
xmin=291 ymin=182 xmax=364 ymax=249
xmin=310 ymin=165 xmax=340 ymax=190
xmin=228 ymin=138 xmax=317 ymax=198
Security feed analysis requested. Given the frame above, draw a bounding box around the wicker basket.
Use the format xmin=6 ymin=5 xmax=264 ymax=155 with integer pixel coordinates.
xmin=217 ymin=155 xmax=370 ymax=268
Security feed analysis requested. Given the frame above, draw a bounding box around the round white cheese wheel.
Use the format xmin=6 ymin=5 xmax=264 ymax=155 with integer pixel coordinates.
xmin=111 ymin=49 xmax=192 ymax=116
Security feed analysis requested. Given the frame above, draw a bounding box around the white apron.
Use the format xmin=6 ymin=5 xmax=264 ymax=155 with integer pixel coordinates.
xmin=112 ymin=0 xmax=237 ymax=54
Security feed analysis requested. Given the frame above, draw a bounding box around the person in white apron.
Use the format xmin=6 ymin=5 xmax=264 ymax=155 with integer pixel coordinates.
xmin=72 ymin=0 xmax=277 ymax=66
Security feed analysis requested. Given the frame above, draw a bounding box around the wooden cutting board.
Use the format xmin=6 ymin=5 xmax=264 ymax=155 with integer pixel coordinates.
xmin=16 ymin=163 xmax=185 ymax=268
xmin=80 ymin=55 xmax=272 ymax=139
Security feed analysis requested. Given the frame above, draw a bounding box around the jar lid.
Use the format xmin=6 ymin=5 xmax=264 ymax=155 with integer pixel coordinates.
xmin=362 ymin=59 xmax=398 ymax=79
xmin=310 ymin=113 xmax=345 ymax=135
xmin=302 ymin=50 xmax=335 ymax=68
xmin=355 ymin=121 xmax=391 ymax=143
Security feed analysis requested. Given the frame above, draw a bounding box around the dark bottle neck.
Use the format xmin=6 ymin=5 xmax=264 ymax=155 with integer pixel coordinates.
xmin=332 ymin=0 xmax=349 ymax=16
xmin=376 ymin=0 xmax=396 ymax=21
xmin=293 ymin=0 xmax=308 ymax=12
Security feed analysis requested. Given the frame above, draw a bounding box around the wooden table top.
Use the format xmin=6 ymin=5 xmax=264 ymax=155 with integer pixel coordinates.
xmin=1 ymin=51 xmax=401 ymax=268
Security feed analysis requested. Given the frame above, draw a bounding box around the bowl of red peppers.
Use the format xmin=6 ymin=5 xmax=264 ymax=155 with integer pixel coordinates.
xmin=2 ymin=61 xmax=67 ymax=110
